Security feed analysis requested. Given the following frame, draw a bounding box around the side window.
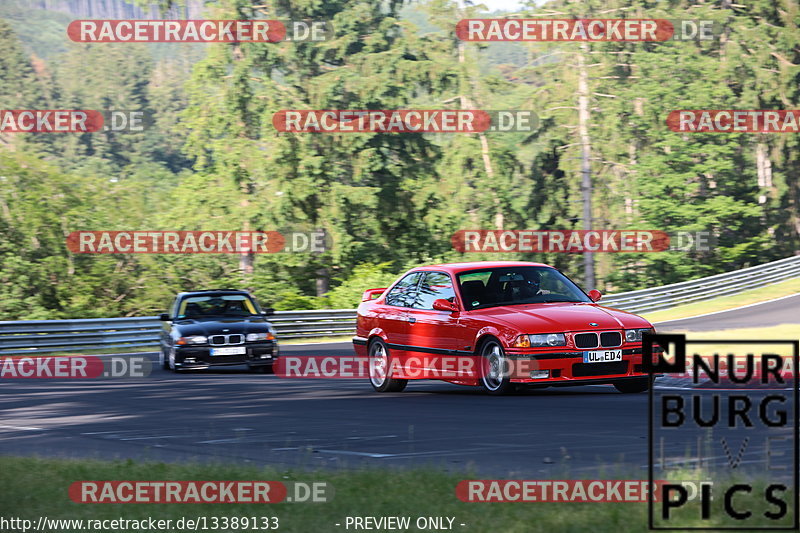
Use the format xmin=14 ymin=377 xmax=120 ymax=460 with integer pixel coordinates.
xmin=170 ymin=298 xmax=180 ymax=318
xmin=385 ymin=272 xmax=423 ymax=308
xmin=413 ymin=272 xmax=456 ymax=310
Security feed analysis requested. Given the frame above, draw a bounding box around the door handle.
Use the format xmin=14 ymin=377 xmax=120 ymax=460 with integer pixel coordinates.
xmin=408 ymin=316 xmax=416 ymax=324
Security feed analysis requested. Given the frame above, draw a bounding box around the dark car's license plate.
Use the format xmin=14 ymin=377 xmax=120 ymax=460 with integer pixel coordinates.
xmin=210 ymin=346 xmax=246 ymax=356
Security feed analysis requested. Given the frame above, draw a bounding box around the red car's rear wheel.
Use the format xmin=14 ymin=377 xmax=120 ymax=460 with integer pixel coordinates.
xmin=369 ymin=339 xmax=407 ymax=393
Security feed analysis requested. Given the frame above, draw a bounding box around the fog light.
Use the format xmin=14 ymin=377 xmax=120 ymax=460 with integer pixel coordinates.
xmin=185 ymin=358 xmax=196 ymax=363
xmin=530 ymin=370 xmax=550 ymax=379
xmin=260 ymin=354 xmax=272 ymax=359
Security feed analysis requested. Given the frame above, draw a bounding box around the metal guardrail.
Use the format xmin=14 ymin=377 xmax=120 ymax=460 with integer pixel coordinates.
xmin=600 ymin=254 xmax=800 ymax=314
xmin=0 ymin=310 xmax=357 ymax=355
xmin=0 ymin=256 xmax=798 ymax=355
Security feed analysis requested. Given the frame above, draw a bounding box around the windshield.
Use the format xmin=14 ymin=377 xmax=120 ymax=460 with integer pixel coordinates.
xmin=457 ymin=266 xmax=591 ymax=310
xmin=177 ymin=294 xmax=261 ymax=318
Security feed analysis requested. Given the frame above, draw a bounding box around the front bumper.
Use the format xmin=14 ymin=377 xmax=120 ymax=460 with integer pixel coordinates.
xmin=174 ymin=341 xmax=278 ymax=369
xmin=504 ymin=346 xmax=659 ymax=384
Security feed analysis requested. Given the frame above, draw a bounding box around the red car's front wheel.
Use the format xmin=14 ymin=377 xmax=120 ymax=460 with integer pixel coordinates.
xmin=368 ymin=339 xmax=407 ymax=393
xmin=480 ymin=339 xmax=514 ymax=395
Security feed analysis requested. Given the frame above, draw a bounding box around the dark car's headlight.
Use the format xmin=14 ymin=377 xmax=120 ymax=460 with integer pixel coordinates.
xmin=246 ymin=332 xmax=275 ymax=342
xmin=514 ymin=333 xmax=566 ymax=348
xmin=625 ymin=328 xmax=653 ymax=343
xmin=176 ymin=335 xmax=207 ymax=345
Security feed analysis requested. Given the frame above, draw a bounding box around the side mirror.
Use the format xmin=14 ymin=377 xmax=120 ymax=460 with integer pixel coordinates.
xmin=159 ymin=313 xmax=171 ymax=321
xmin=262 ymin=308 xmax=275 ymax=316
xmin=588 ymin=289 xmax=602 ymax=303
xmin=432 ymin=299 xmax=459 ymax=312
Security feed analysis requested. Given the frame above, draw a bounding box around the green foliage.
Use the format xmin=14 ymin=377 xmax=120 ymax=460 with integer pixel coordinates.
xmin=1 ymin=0 xmax=799 ymax=319
xmin=326 ymin=262 xmax=400 ymax=309
xmin=0 ymin=2 xmax=74 ymax=59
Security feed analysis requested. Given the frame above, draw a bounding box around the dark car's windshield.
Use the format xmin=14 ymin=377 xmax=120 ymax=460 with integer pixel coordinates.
xmin=457 ymin=266 xmax=591 ymax=310
xmin=177 ymin=294 xmax=261 ymax=318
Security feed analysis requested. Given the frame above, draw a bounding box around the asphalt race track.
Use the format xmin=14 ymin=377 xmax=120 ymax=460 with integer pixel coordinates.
xmin=1 ymin=296 xmax=798 ymax=477
xmin=655 ymin=293 xmax=800 ymax=331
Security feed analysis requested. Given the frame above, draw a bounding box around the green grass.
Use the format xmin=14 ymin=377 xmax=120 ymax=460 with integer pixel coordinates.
xmin=643 ymin=277 xmax=800 ymax=323
xmin=0 ymin=457 xmax=793 ymax=532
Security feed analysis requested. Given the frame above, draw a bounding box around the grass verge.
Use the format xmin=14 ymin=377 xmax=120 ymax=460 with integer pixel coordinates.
xmin=0 ymin=457 xmax=794 ymax=532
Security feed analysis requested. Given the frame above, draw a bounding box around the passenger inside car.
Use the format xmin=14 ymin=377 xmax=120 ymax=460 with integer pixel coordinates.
xmin=223 ymin=300 xmax=247 ymax=315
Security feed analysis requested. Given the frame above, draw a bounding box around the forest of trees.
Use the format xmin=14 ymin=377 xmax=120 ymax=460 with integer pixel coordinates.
xmin=1 ymin=0 xmax=798 ymax=319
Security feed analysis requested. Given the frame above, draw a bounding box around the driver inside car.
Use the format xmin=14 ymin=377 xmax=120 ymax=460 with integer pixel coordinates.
xmin=502 ymin=271 xmax=542 ymax=302
xmin=223 ymin=300 xmax=247 ymax=315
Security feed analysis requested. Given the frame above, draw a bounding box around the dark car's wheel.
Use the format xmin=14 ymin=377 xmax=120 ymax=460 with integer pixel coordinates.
xmin=369 ymin=339 xmax=407 ymax=392
xmin=160 ymin=345 xmax=169 ymax=370
xmin=167 ymin=347 xmax=181 ymax=373
xmin=480 ymin=339 xmax=514 ymax=395
xmin=613 ymin=376 xmax=651 ymax=393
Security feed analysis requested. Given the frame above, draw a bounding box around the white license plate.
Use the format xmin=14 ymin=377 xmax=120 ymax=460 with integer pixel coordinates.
xmin=583 ymin=349 xmax=622 ymax=363
xmin=210 ymin=346 xmax=246 ymax=356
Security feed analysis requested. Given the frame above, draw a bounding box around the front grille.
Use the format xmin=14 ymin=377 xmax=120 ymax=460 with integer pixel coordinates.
xmin=575 ymin=331 xmax=622 ymax=349
xmin=600 ymin=332 xmax=622 ymax=348
xmin=209 ymin=334 xmax=244 ymax=346
xmin=574 ymin=333 xmax=599 ymax=349
xmin=572 ymin=361 xmax=629 ymax=377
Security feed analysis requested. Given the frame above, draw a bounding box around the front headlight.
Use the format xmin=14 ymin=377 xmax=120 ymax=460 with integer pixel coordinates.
xmin=246 ymin=332 xmax=275 ymax=342
xmin=176 ymin=335 xmax=207 ymax=345
xmin=625 ymin=328 xmax=653 ymax=343
xmin=514 ymin=333 xmax=566 ymax=348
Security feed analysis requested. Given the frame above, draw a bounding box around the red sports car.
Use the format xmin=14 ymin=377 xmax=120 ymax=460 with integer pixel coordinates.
xmin=353 ymin=261 xmax=655 ymax=395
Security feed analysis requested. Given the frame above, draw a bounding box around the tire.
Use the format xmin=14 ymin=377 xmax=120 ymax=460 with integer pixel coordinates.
xmin=614 ymin=376 xmax=651 ymax=393
xmin=480 ymin=338 xmax=514 ymax=395
xmin=160 ymin=345 xmax=169 ymax=370
xmin=168 ymin=347 xmax=180 ymax=373
xmin=368 ymin=339 xmax=407 ymax=393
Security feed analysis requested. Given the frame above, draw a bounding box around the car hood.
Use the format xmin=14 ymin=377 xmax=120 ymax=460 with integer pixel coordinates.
xmin=473 ymin=302 xmax=651 ymax=333
xmin=172 ymin=316 xmax=273 ymax=336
